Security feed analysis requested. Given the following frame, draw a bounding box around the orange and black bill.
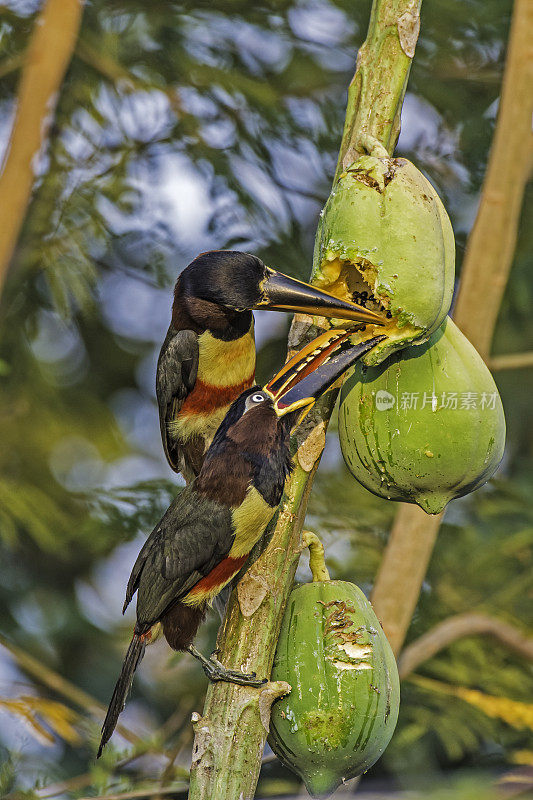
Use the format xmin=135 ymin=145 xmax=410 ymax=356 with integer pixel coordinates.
xmin=255 ymin=267 xmax=385 ymax=326
xmin=265 ymin=330 xmax=386 ymax=426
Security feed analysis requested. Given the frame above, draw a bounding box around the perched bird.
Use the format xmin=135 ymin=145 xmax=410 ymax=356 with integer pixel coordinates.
xmin=157 ymin=250 xmax=384 ymax=480
xmin=98 ymin=330 xmax=385 ymax=756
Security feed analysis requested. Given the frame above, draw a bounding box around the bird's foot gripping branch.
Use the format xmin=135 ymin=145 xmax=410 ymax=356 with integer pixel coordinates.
xmin=188 ymin=646 xmax=267 ymax=687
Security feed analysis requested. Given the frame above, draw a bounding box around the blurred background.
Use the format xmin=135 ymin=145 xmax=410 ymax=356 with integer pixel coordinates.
xmin=0 ymin=0 xmax=532 ymax=798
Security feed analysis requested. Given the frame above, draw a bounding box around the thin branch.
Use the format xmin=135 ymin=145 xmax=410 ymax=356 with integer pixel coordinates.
xmin=489 ymin=352 xmax=533 ymax=371
xmin=156 ymin=698 xmax=197 ymax=744
xmin=0 ymin=0 xmax=85 ymax=297
xmin=36 ymin=736 xmax=189 ymax=799
xmin=76 ymin=38 xmax=185 ymax=116
xmin=0 ymin=632 xmax=141 ymax=746
xmin=76 ymin=39 xmax=139 ymax=89
xmin=0 ymin=51 xmax=24 ymax=81
xmin=159 ymin=726 xmax=193 ymax=786
xmin=36 ymin=772 xmax=93 ymax=799
xmin=371 ymin=0 xmax=533 ymax=656
xmin=399 ymin=613 xmax=533 ymax=679
xmin=77 ymin=786 xmax=187 ymax=800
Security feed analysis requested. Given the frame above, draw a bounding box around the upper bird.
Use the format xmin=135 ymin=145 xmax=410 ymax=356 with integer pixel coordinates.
xmin=157 ymin=250 xmax=384 ymax=481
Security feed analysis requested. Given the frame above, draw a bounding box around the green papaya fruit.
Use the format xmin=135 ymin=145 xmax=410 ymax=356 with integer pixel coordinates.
xmin=269 ymin=580 xmax=399 ymax=798
xmin=338 ymin=317 xmax=506 ymax=514
xmin=311 ymin=156 xmax=455 ymax=365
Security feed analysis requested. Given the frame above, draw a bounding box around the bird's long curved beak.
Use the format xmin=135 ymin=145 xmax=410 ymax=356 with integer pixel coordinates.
xmin=265 ymin=330 xmax=386 ymax=426
xmin=255 ymin=268 xmax=385 ymax=326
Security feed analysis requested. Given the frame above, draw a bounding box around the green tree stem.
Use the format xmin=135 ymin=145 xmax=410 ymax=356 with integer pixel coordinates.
xmin=188 ymin=0 xmax=422 ymax=796
xmin=335 ymin=0 xmax=420 ymax=177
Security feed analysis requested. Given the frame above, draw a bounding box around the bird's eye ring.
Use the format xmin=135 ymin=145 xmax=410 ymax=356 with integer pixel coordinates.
xmin=251 ymin=393 xmax=265 ymax=403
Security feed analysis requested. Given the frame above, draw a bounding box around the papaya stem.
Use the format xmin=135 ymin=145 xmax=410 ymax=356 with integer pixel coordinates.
xmin=302 ymin=531 xmax=331 ymax=582
xmin=358 ymin=134 xmax=390 ymax=160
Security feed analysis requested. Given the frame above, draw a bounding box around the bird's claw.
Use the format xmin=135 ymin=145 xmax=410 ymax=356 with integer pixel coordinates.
xmin=211 ymin=654 xmax=256 ymax=677
xmin=188 ymin=644 xmax=266 ymax=687
xmin=202 ymin=656 xmax=266 ymax=687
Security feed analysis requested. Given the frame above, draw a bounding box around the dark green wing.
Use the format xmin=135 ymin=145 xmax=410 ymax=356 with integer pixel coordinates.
xmin=156 ymin=328 xmax=199 ymax=474
xmin=125 ymin=487 xmax=234 ymax=629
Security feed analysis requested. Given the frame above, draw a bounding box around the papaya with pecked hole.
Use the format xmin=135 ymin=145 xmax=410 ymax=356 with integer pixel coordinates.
xmin=268 ymin=580 xmax=399 ymax=798
xmin=338 ymin=317 xmax=506 ymax=514
xmin=311 ymin=155 xmax=455 ymax=365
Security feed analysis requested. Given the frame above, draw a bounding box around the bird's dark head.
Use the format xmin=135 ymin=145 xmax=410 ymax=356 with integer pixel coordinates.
xmin=172 ymin=251 xmax=263 ymax=337
xmin=197 ymin=386 xmax=293 ymax=508
xmin=202 ymin=387 xmax=287 ymax=465
xmin=206 ymin=330 xmax=389 ymax=452
xmin=178 ymin=251 xmax=266 ymax=312
xmin=172 ymin=250 xmax=386 ymax=336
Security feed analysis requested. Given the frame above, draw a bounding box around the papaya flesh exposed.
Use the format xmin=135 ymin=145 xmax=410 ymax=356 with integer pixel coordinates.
xmin=311 ymin=156 xmax=455 ymax=366
xmin=269 ymin=580 xmax=399 ymax=798
xmin=339 ymin=317 xmax=506 ymax=515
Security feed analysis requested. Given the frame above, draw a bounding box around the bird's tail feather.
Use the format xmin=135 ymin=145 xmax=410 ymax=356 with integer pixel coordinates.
xmin=97 ymin=632 xmax=146 ymax=757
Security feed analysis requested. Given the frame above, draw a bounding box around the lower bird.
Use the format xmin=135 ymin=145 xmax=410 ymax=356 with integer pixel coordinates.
xmin=98 ymin=330 xmax=385 ymax=756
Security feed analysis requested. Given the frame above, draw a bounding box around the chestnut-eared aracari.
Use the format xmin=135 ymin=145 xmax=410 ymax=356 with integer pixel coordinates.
xmin=98 ymin=330 xmax=385 ymax=756
xmin=157 ymin=250 xmax=384 ymax=481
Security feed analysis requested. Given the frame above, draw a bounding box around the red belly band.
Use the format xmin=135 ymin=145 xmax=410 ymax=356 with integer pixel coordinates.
xmin=180 ymin=375 xmax=254 ymax=416
xmin=186 ymin=555 xmax=248 ymax=598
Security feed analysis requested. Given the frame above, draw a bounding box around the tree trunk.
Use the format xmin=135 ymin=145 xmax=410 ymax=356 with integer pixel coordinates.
xmin=188 ymin=1 xmax=422 ymax=797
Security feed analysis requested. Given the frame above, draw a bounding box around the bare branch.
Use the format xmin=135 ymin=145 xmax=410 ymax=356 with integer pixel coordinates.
xmin=489 ymin=352 xmax=533 ymax=371
xmin=399 ymin=614 xmax=533 ymax=679
xmin=77 ymin=787 xmax=187 ymax=800
xmin=372 ymin=508 xmax=443 ymax=654
xmin=0 ymin=632 xmax=141 ymax=747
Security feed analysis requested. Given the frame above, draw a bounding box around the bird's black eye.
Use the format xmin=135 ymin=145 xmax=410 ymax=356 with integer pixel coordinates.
xmin=251 ymin=393 xmax=265 ymax=403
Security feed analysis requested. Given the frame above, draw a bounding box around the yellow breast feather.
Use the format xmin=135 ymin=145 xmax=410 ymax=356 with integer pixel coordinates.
xmin=229 ymin=486 xmax=275 ymax=558
xmin=196 ymin=329 xmax=255 ymax=387
xmin=167 ymin=406 xmax=228 ymax=442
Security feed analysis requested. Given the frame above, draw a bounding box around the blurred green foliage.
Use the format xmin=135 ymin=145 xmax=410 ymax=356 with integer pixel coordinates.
xmin=0 ymin=0 xmax=531 ymax=797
